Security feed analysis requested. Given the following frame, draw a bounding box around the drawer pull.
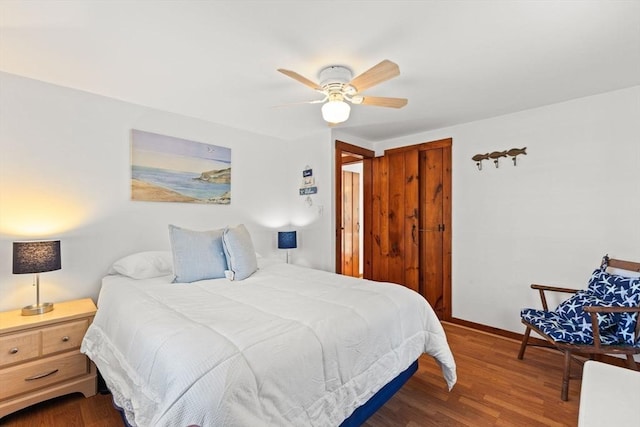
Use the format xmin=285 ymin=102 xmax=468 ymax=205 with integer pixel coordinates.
xmin=25 ymin=369 xmax=59 ymax=381
xmin=62 ymin=336 xmax=70 ymax=342
xmin=9 ymin=347 xmax=19 ymax=354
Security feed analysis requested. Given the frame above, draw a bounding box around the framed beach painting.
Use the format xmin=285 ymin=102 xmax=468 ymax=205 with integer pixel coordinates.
xmin=131 ymin=130 xmax=231 ymax=204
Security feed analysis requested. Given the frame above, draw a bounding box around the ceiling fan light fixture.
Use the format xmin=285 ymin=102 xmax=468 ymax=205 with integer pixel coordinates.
xmin=278 ymin=60 xmax=406 ymax=124
xmin=321 ymin=99 xmax=351 ymax=124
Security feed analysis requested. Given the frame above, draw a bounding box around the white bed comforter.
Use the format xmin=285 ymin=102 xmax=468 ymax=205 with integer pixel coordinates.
xmin=81 ymin=260 xmax=456 ymax=427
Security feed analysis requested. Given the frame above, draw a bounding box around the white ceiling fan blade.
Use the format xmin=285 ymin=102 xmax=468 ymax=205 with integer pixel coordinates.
xmin=277 ymin=69 xmax=322 ymax=91
xmin=348 ymin=60 xmax=400 ymax=93
xmin=358 ymin=96 xmax=408 ymax=108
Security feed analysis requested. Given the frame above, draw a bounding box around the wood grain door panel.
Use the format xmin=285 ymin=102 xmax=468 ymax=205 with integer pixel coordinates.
xmin=368 ymin=139 xmax=452 ymax=320
xmin=420 ymin=149 xmax=445 ymax=317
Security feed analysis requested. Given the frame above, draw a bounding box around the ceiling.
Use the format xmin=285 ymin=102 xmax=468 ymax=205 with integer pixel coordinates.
xmin=1 ymin=1 xmax=639 ymax=142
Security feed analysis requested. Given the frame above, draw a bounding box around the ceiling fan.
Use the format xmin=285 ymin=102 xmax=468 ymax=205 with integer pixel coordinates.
xmin=277 ymin=59 xmax=408 ymax=124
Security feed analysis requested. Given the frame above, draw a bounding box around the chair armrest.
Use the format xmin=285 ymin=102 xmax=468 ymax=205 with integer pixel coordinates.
xmin=584 ymin=306 xmax=640 ymax=349
xmin=530 ymin=284 xmax=580 ymax=293
xmin=530 ymin=284 xmax=580 ymax=311
xmin=583 ymin=306 xmax=640 ymax=314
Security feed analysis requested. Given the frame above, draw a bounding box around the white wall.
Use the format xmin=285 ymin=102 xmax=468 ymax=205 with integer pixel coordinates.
xmin=2 ymin=72 xmax=638 ymax=336
xmin=0 ymin=72 xmax=291 ymax=312
xmin=281 ymin=130 xmax=370 ymax=273
xmin=374 ymin=86 xmax=640 ymax=333
xmin=284 ymin=130 xmax=334 ymax=271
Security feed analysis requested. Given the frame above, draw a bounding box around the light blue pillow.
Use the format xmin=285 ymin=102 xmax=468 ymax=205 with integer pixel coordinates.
xmin=222 ymin=224 xmax=257 ymax=280
xmin=168 ymin=225 xmax=227 ymax=283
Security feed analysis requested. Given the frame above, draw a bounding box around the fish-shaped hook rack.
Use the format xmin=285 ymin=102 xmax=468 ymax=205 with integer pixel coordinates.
xmin=471 ymin=153 xmax=490 ymax=170
xmin=506 ymin=147 xmax=527 ymax=165
xmin=471 ymin=147 xmax=527 ymax=170
xmin=488 ymin=150 xmax=508 ymax=168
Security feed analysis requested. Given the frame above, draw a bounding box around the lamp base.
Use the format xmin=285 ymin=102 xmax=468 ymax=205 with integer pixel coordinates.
xmin=21 ymin=302 xmax=54 ymax=316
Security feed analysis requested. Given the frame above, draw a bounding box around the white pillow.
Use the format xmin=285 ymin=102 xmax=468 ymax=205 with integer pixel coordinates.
xmin=110 ymin=251 xmax=173 ymax=279
xmin=168 ymin=224 xmax=228 ymax=283
xmin=222 ymin=224 xmax=258 ymax=280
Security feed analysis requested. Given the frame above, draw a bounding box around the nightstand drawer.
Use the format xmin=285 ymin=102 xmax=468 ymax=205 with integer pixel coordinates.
xmin=42 ymin=319 xmax=89 ymax=355
xmin=0 ymin=330 xmax=40 ymax=367
xmin=0 ymin=352 xmax=89 ymax=400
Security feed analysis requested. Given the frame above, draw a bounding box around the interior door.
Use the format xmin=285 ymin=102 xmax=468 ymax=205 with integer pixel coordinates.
xmin=342 ymin=170 xmax=360 ymax=277
xmin=341 ymin=139 xmax=452 ymax=319
xmin=369 ymin=139 xmax=452 ymax=320
xmin=386 ymin=150 xmax=419 ymax=292
xmin=419 ymin=144 xmax=452 ymax=319
xmin=335 ymin=140 xmax=374 ymax=276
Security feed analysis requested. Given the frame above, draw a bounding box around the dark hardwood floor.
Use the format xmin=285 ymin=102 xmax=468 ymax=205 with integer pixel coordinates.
xmin=1 ymin=323 xmax=581 ymax=426
xmin=365 ymin=323 xmax=580 ymax=426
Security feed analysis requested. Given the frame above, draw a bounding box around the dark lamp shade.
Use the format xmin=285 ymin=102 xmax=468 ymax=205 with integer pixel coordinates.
xmin=277 ymin=231 xmax=297 ymax=249
xmin=13 ymin=240 xmax=61 ymax=274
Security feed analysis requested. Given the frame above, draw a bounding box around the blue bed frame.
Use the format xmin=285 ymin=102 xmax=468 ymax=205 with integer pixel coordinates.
xmin=340 ymin=360 xmax=418 ymax=426
xmin=112 ymin=359 xmax=418 ymax=426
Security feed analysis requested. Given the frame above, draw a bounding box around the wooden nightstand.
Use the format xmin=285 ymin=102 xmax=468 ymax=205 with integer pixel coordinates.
xmin=0 ymin=298 xmax=97 ymax=418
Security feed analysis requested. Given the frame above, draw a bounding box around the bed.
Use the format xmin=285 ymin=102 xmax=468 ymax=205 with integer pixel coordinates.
xmin=81 ymin=256 xmax=456 ymax=426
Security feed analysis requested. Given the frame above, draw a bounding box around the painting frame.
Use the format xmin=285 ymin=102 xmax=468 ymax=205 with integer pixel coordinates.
xmin=130 ymin=129 xmax=231 ymax=204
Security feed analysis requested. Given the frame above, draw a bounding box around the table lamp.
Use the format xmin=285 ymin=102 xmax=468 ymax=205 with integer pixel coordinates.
xmin=277 ymin=231 xmax=297 ymax=264
xmin=13 ymin=240 xmax=61 ymax=316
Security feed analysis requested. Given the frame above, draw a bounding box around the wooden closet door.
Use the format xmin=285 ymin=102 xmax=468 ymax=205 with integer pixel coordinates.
xmin=367 ymin=139 xmax=451 ymax=320
xmin=419 ymin=146 xmax=451 ymax=319
xmin=370 ymin=156 xmax=389 ymax=282
xmin=387 ymin=150 xmax=419 ymax=292
xmin=370 ymin=151 xmax=419 ymax=291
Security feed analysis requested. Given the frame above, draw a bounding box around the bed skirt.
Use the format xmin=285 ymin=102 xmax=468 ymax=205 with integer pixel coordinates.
xmin=112 ymin=360 xmax=419 ymax=427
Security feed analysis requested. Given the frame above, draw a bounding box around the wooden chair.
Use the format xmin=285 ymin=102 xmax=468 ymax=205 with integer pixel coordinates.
xmin=518 ymin=256 xmax=640 ymax=401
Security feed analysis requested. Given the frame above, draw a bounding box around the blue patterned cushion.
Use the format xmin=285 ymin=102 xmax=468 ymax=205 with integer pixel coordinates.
xmin=521 ymin=308 xmax=619 ymax=345
xmin=555 ymin=290 xmax=616 ymax=332
xmin=587 ymin=269 xmax=640 ymax=345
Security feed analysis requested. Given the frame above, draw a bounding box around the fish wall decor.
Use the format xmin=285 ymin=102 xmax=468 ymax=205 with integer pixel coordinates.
xmin=471 ymin=147 xmax=528 ymax=170
xmin=471 ymin=153 xmax=490 ymax=170
xmin=506 ymin=147 xmax=527 ymax=165
xmin=489 ymin=150 xmax=508 ymax=168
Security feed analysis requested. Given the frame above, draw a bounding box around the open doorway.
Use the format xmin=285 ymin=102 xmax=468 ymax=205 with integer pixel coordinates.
xmin=335 ymin=141 xmax=374 ymax=277
xmin=341 ymin=162 xmax=362 ymax=277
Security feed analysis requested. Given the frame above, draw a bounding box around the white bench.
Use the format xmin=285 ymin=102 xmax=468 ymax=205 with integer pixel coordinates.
xmin=578 ymin=361 xmax=640 ymax=427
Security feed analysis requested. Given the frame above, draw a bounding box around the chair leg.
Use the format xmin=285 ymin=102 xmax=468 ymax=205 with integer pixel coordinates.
xmin=625 ymin=355 xmax=638 ymax=370
xmin=518 ymin=326 xmax=532 ymax=360
xmin=561 ymin=350 xmax=571 ymax=401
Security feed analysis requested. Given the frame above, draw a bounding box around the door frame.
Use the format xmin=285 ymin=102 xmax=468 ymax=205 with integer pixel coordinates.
xmin=335 ymin=140 xmax=375 ymax=275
